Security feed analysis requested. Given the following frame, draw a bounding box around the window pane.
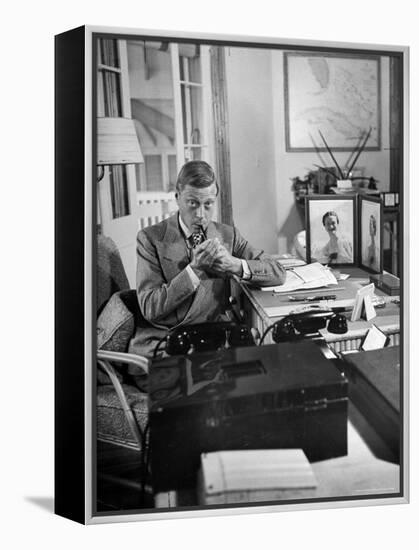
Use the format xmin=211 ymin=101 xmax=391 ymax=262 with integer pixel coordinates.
xmin=99 ymin=38 xmax=120 ymax=68
xmin=97 ymin=71 xmax=105 ymax=116
xmin=127 ymin=41 xmax=177 ymax=192
xmin=187 ymin=52 xmax=201 ymax=83
xmin=180 ymin=85 xmax=189 ymax=145
xmin=110 ymin=165 xmax=130 ymax=218
xmin=178 ymin=45 xmax=201 ymax=83
xmin=168 ymin=155 xmax=177 ymax=191
xmin=181 ymin=84 xmax=203 ymax=145
xmin=190 ymin=86 xmax=203 ymax=143
xmin=102 ymin=71 xmax=122 ymax=116
xmin=135 ymin=164 xmax=146 ymax=191
xmin=145 ymin=155 xmax=164 ymax=191
xmin=184 ymin=147 xmax=202 ymax=162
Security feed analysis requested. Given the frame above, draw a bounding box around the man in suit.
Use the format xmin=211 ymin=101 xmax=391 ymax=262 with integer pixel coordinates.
xmin=129 ymin=160 xmax=285 ymax=357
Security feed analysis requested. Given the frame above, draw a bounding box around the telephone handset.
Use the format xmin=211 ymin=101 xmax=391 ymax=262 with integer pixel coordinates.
xmin=290 ymin=307 xmax=335 ymax=322
xmin=272 ymin=307 xmax=335 ymax=343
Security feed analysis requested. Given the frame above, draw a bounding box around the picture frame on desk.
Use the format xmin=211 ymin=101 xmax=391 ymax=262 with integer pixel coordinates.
xmin=305 ymin=194 xmax=357 ymax=266
xmin=381 ymin=191 xmax=400 ymax=207
xmin=55 ymin=25 xmax=409 ymax=526
xmin=359 ymin=195 xmax=383 ymax=273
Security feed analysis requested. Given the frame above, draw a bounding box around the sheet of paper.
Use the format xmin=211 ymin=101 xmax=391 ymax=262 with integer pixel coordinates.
xmin=262 ymin=263 xmax=338 ymax=293
xmin=290 ymin=262 xmax=332 ymax=283
xmin=363 ymin=294 xmax=377 ymax=321
xmin=361 ymin=324 xmax=387 ymax=351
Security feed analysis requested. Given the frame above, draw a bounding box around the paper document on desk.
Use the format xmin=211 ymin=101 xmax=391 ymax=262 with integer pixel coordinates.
xmin=262 ymin=262 xmax=338 ymax=293
xmin=277 ymin=255 xmax=307 ymax=269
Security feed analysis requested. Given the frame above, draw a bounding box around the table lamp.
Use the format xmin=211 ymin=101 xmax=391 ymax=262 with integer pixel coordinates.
xmin=97 ymin=117 xmax=144 ymax=181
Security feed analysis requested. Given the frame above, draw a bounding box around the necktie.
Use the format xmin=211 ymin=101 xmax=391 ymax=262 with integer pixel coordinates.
xmin=190 ymin=232 xmax=204 ymax=248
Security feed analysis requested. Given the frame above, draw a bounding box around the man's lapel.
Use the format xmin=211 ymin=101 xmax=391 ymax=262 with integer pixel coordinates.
xmin=158 ymin=214 xmax=189 ymax=279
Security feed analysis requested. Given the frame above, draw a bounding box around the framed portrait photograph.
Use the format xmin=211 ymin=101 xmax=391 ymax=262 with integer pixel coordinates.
xmin=305 ymin=195 xmax=357 ymax=266
xmin=284 ymin=52 xmax=381 ymax=151
xmin=55 ymin=25 xmax=408 ymax=525
xmin=359 ymin=195 xmax=383 ymax=273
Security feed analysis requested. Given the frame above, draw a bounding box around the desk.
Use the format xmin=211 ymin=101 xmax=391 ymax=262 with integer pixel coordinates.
xmin=234 ymin=267 xmax=400 ymax=352
xmin=155 ymin=403 xmax=399 ymax=507
xmin=153 ymin=271 xmax=401 ymax=508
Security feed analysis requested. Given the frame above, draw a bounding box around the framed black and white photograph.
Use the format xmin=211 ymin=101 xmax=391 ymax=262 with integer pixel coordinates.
xmin=305 ymin=195 xmax=357 ymax=265
xmin=55 ymin=25 xmax=408 ymax=526
xmin=359 ymin=195 xmax=383 ymax=273
xmin=284 ymin=52 xmax=381 ymax=151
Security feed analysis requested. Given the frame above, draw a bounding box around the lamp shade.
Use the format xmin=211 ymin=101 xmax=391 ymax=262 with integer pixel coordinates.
xmin=97 ymin=117 xmax=144 ymax=166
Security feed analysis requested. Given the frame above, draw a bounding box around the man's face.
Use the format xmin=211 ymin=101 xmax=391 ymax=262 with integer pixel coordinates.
xmin=324 ymin=215 xmax=338 ymax=235
xmin=176 ymin=183 xmax=218 ymax=232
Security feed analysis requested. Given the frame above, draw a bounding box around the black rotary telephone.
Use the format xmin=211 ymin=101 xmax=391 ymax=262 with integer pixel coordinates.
xmin=164 ymin=322 xmax=254 ymax=356
xmin=258 ymin=307 xmax=345 ymax=345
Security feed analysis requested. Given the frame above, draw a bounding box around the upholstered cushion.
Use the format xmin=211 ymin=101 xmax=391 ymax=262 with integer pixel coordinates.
xmin=97 ymin=384 xmax=149 ymax=449
xmin=97 ymin=234 xmax=130 ymax=314
xmin=97 ymin=291 xmax=135 ymax=384
xmin=97 ymin=292 xmax=135 ymax=352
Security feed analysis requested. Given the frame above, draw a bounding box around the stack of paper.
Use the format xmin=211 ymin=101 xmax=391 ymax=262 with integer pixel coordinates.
xmin=277 ymin=256 xmax=307 ymax=269
xmin=198 ymin=449 xmax=317 ymax=505
xmin=262 ymin=262 xmax=338 ymax=293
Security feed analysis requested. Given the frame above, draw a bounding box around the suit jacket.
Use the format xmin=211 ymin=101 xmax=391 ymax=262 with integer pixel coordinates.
xmin=129 ymin=213 xmax=285 ymax=357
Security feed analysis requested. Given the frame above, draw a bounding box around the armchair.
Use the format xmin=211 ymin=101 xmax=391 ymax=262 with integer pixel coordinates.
xmin=96 ymin=235 xmax=151 ymax=510
xmin=95 ymin=233 xmax=257 ymax=509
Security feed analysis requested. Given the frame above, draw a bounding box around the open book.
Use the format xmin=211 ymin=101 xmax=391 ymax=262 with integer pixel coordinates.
xmin=263 ymin=262 xmax=338 ymax=293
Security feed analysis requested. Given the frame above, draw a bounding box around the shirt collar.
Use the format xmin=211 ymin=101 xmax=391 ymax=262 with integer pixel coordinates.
xmin=178 ymin=213 xmax=192 ymax=240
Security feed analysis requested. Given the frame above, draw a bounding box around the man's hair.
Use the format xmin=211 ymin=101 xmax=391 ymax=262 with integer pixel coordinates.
xmin=322 ymin=210 xmax=339 ymax=226
xmin=175 ymin=160 xmax=219 ymax=194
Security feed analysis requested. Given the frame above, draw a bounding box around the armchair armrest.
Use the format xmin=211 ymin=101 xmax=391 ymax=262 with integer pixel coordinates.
xmin=97 ymin=350 xmax=149 ymax=449
xmin=97 ymin=349 xmax=149 ymax=374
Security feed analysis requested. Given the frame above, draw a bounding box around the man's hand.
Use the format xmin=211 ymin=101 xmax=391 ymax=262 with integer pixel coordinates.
xmin=211 ymin=242 xmax=243 ymax=276
xmin=190 ymin=238 xmax=242 ymax=277
xmin=190 ymin=238 xmax=221 ymax=274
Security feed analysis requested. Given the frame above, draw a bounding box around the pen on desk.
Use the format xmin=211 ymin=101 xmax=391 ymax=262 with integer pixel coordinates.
xmin=288 ymin=294 xmax=337 ymax=302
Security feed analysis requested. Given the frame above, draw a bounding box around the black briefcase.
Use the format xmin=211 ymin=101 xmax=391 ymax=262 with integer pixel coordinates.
xmin=149 ymin=342 xmax=348 ymax=492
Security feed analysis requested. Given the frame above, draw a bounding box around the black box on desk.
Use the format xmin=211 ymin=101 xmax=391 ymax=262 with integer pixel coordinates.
xmin=341 ymin=347 xmax=400 ymax=461
xmin=149 ymin=342 xmax=348 ymax=492
xmin=370 ymin=273 xmax=400 ymax=295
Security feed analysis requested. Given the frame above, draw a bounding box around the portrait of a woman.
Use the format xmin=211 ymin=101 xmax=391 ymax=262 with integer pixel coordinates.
xmin=360 ymin=197 xmax=382 ymax=273
xmin=312 ymin=211 xmax=353 ymax=264
xmin=362 ymin=215 xmax=379 ymax=271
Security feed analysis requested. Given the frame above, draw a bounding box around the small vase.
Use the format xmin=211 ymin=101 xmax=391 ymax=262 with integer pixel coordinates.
xmin=336 ymin=179 xmax=352 ymax=190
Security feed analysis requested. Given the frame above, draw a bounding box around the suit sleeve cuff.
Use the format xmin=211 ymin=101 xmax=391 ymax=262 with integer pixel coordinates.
xmin=186 ymin=264 xmax=201 ymax=289
xmin=241 ymin=259 xmax=251 ymax=280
